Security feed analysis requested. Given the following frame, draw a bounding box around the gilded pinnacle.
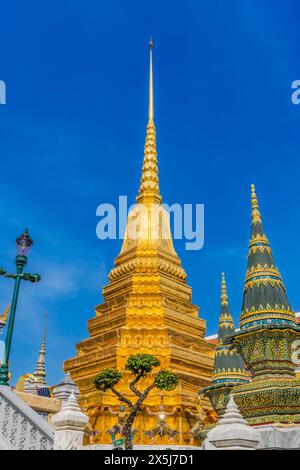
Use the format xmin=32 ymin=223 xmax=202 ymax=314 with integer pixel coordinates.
xmin=0 ymin=304 xmax=10 ymax=324
xmin=218 ymin=272 xmax=235 ymax=337
xmin=148 ymin=37 xmax=154 ymax=122
xmin=33 ymin=311 xmax=47 ymax=384
xmin=251 ymin=184 xmax=262 ymax=224
xmin=221 ymin=272 xmax=228 ymax=306
xmin=137 ymin=39 xmax=161 ymax=204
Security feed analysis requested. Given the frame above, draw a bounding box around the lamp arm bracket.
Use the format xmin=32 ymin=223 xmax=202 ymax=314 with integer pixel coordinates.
xmin=0 ymin=269 xmax=17 ymax=279
xmin=22 ymin=273 xmax=41 ymax=283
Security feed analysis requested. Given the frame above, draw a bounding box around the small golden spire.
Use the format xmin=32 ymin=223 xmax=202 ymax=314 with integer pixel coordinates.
xmin=33 ymin=311 xmax=48 ymax=384
xmin=221 ymin=273 xmax=228 ymax=306
xmin=136 ymin=38 xmax=161 ymax=205
xmin=0 ymin=305 xmax=10 ymax=324
xmin=43 ymin=310 xmax=48 ymax=343
xmin=251 ymin=184 xmax=262 ymax=224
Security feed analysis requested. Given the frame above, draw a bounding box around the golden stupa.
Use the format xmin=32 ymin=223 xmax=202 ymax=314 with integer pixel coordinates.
xmin=64 ymin=40 xmax=215 ymax=446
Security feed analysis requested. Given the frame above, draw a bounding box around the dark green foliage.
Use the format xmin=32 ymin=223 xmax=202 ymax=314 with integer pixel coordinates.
xmin=125 ymin=353 xmax=160 ymax=376
xmin=94 ymin=368 xmax=122 ymax=392
xmin=154 ymin=370 xmax=179 ymax=391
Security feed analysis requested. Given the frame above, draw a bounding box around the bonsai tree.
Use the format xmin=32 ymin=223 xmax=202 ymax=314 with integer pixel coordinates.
xmin=94 ymin=353 xmax=179 ymax=450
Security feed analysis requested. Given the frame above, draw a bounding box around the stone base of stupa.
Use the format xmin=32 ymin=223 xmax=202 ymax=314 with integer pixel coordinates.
xmin=254 ymin=424 xmax=300 ymax=450
xmin=202 ymin=422 xmax=300 ymax=450
xmin=232 ymin=376 xmax=300 ymax=425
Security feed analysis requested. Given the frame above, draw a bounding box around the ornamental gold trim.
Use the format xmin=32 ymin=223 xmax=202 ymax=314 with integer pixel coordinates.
xmin=249 ymin=245 xmax=271 ymax=255
xmin=245 ymin=264 xmax=281 ymax=282
xmin=249 ymin=233 xmax=269 ymax=246
xmin=245 ymin=278 xmax=284 ymax=289
xmin=241 ymin=305 xmax=293 ymax=318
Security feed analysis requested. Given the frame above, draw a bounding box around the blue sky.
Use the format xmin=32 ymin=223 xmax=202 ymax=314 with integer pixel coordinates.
xmin=1 ymin=0 xmax=300 ymax=385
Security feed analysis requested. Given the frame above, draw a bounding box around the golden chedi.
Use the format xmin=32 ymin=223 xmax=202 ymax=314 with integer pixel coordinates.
xmin=64 ymin=40 xmax=215 ymax=446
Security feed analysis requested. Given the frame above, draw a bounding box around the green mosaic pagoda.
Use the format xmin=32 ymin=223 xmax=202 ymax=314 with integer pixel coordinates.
xmin=202 ymin=273 xmax=249 ymax=416
xmin=227 ymin=185 xmax=300 ymax=425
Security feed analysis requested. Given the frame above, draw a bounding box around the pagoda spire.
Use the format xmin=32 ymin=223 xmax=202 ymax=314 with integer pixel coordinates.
xmin=202 ymin=274 xmax=248 ymax=416
xmin=212 ymin=273 xmax=248 ymax=384
xmin=240 ymin=185 xmax=295 ymax=329
xmin=33 ymin=311 xmax=47 ymax=385
xmin=148 ymin=37 xmax=154 ymax=122
xmin=251 ymin=184 xmax=262 ymax=225
xmin=218 ymin=273 xmax=235 ymax=341
xmin=136 ymin=38 xmax=162 ymax=205
xmin=224 ymin=185 xmax=300 ymax=426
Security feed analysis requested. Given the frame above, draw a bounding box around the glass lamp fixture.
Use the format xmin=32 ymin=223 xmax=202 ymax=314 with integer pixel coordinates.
xmin=16 ymin=228 xmax=33 ymax=256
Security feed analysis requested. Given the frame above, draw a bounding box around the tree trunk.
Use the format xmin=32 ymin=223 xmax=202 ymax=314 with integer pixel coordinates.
xmin=122 ymin=414 xmax=136 ymax=450
xmin=121 ymin=384 xmax=155 ymax=450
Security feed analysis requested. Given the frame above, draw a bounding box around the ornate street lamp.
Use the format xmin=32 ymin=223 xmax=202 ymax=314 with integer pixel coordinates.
xmin=0 ymin=229 xmax=41 ymax=386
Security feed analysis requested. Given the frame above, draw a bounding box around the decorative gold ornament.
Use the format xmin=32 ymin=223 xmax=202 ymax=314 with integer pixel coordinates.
xmin=0 ymin=304 xmax=10 ymax=327
xmin=251 ymin=184 xmax=262 ymax=224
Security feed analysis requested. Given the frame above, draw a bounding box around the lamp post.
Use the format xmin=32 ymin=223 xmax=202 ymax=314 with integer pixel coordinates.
xmin=0 ymin=229 xmax=41 ymax=386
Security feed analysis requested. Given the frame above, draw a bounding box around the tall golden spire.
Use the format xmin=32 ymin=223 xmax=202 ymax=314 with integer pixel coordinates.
xmin=65 ymin=39 xmax=217 ymax=444
xmin=251 ymin=184 xmax=262 ymax=224
xmin=136 ymin=38 xmax=162 ymax=205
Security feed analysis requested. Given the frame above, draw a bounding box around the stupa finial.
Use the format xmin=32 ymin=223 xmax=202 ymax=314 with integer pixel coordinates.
xmin=148 ymin=37 xmax=154 ymax=122
xmin=251 ymin=184 xmax=262 ymax=224
xmin=221 ymin=272 xmax=228 ymax=306
xmin=218 ymin=273 xmax=238 ymax=342
xmin=136 ymin=38 xmax=161 ymax=204
xmin=33 ymin=311 xmax=48 ymax=384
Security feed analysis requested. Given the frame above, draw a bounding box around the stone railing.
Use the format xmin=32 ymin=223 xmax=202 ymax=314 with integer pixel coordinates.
xmin=0 ymin=386 xmax=53 ymax=450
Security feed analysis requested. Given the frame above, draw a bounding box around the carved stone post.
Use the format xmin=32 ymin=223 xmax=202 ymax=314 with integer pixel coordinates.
xmin=52 ymin=391 xmax=88 ymax=450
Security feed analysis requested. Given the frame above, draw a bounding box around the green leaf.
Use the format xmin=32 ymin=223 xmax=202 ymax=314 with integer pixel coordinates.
xmin=154 ymin=370 xmax=179 ymax=391
xmin=94 ymin=369 xmax=122 ymax=392
xmin=125 ymin=353 xmax=160 ymax=376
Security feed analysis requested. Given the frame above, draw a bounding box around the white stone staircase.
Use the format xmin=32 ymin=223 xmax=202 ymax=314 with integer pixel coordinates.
xmin=0 ymin=385 xmax=53 ymax=450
